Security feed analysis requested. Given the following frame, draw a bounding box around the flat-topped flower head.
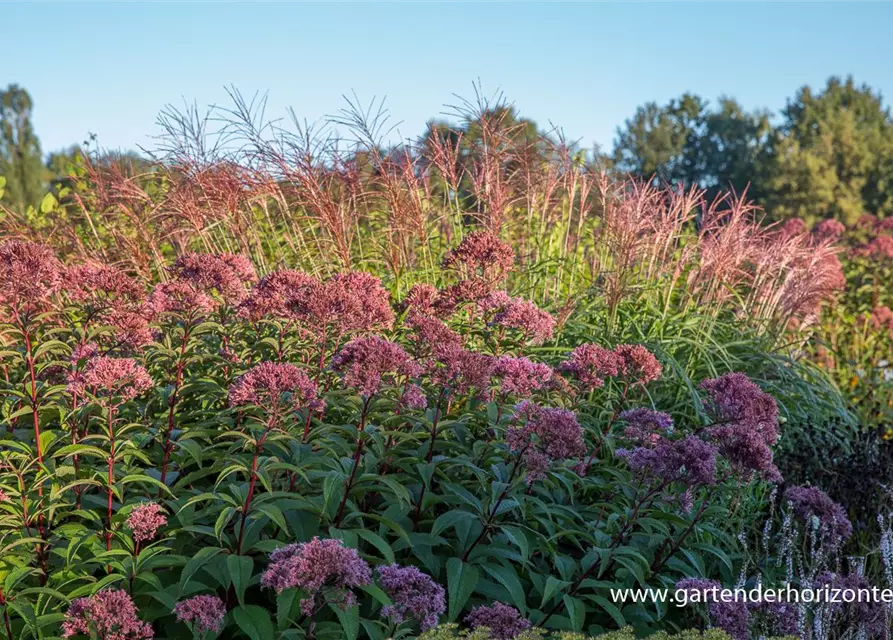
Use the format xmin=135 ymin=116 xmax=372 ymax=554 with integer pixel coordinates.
xmin=126 ymin=502 xmax=167 ymax=543
xmin=229 ymin=362 xmax=322 ymax=412
xmin=402 ymin=284 xmax=440 ymax=316
xmin=620 ymin=408 xmax=674 ymax=444
xmin=377 ymin=564 xmax=445 ymax=630
xmin=431 ymin=347 xmax=496 ymax=399
xmin=559 ymin=343 xmax=622 ymax=391
xmin=614 ymin=344 xmax=662 ymax=385
xmin=173 ymin=595 xmax=226 ymax=635
xmin=331 ymin=336 xmax=420 ymax=398
xmin=784 ymin=485 xmax=853 ymax=548
xmin=442 ymin=230 xmax=514 ymax=281
xmin=144 ymin=280 xmax=217 ymax=318
xmin=62 ymin=589 xmax=153 ymax=639
xmin=68 ymin=356 xmax=153 ymax=403
xmin=813 ymin=218 xmax=846 ymax=242
xmin=238 ymin=269 xmax=321 ymax=321
xmin=464 ymin=602 xmax=531 ymax=640
xmin=169 ymin=252 xmax=257 ymax=305
xmin=0 ymin=240 xmax=62 ymax=318
xmin=492 ymin=297 xmax=555 ymax=345
xmin=261 ymin=537 xmax=371 ymax=615
xmin=507 ymin=403 xmax=586 ymax=484
xmin=102 ymin=309 xmax=154 ymax=350
xmin=407 ymin=312 xmax=464 ymax=361
xmin=63 ymin=262 xmax=144 ymax=308
xmin=777 ymin=217 xmax=808 ymax=239
xmin=493 ymin=356 xmax=553 ymax=399
xmin=400 ymin=384 xmax=428 ymax=411
xmin=616 ymin=435 xmax=718 ymax=488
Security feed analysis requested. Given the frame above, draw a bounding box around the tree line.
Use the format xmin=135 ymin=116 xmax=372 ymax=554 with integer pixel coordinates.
xmin=2 ymin=76 xmax=892 ymax=225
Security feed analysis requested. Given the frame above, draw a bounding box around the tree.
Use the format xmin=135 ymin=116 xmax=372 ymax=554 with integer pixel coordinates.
xmin=611 ymin=93 xmax=770 ymax=202
xmin=0 ymin=84 xmax=44 ymax=213
xmin=760 ymin=76 xmax=893 ymax=225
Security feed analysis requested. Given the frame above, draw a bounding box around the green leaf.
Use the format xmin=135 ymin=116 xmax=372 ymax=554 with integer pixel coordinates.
xmin=540 ymin=576 xmax=570 ymax=609
xmin=482 ymin=563 xmax=526 ymax=613
xmin=330 ymin=603 xmax=360 ymax=640
xmin=226 ymin=554 xmax=254 ymax=605
xmin=179 ymin=547 xmax=223 ymax=593
xmin=233 ymin=605 xmax=274 ymax=640
xmin=353 ymin=529 xmax=395 ymax=564
xmin=446 ymin=558 xmax=479 ymax=621
xmin=40 ymin=192 xmax=58 ymax=214
xmin=563 ymin=595 xmax=586 ymax=632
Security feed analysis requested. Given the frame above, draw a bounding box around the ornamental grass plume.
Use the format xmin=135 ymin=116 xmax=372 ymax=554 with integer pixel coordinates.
xmin=0 ymin=240 xmax=62 ymax=319
xmin=67 ymin=356 xmax=153 ymax=404
xmin=507 ymin=402 xmax=586 ymax=484
xmin=173 ymin=595 xmax=226 ymax=635
xmin=464 ymin=602 xmax=531 ymax=640
xmin=62 ymin=589 xmax=153 ymax=639
xmin=228 ymin=362 xmax=322 ymax=413
xmin=261 ymin=537 xmax=371 ymax=616
xmin=377 ymin=564 xmax=446 ymax=630
xmin=126 ymin=502 xmax=167 ymax=543
xmin=784 ymin=485 xmax=853 ymax=548
xmin=331 ymin=336 xmax=420 ymax=398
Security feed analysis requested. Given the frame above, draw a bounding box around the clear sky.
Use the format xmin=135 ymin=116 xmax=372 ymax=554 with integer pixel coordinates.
xmin=6 ymin=2 xmax=893 ymax=157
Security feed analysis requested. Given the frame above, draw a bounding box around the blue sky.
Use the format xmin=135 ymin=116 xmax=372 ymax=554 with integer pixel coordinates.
xmin=6 ymin=2 xmax=893 ymax=156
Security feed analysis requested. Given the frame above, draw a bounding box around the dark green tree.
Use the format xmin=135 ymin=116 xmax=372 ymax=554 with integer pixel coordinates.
xmin=760 ymin=76 xmax=893 ymax=225
xmin=0 ymin=84 xmax=44 ymax=213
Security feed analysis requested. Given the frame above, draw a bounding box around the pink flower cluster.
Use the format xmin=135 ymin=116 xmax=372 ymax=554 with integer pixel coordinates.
xmin=812 ymin=218 xmax=846 ymax=242
xmin=377 ymin=564 xmax=445 ymax=630
xmin=62 ymin=589 xmax=153 ymax=639
xmin=491 ymin=296 xmax=556 ymax=345
xmin=331 ymin=336 xmax=420 ymax=397
xmin=228 ymin=362 xmax=322 ymax=412
xmin=399 ymin=384 xmax=428 ymax=411
xmin=464 ymin=601 xmax=531 ymax=640
xmin=559 ymin=343 xmax=662 ymax=390
xmin=0 ymin=240 xmax=62 ymax=317
xmin=169 ymin=252 xmax=257 ymax=306
xmin=261 ymin=537 xmax=372 ymax=615
xmin=616 ymin=435 xmax=718 ymax=488
xmin=63 ymin=262 xmax=144 ymax=307
xmin=68 ymin=356 xmax=153 ymax=403
xmin=173 ymin=595 xmax=226 ymax=634
xmin=441 ymin=230 xmax=514 ymax=281
xmin=507 ymin=402 xmax=586 ymax=484
xmin=126 ymin=502 xmax=167 ymax=543
xmin=145 ymin=280 xmax=217 ymax=318
xmin=619 ymin=408 xmax=674 ymax=445
xmin=493 ymin=356 xmax=553 ymax=399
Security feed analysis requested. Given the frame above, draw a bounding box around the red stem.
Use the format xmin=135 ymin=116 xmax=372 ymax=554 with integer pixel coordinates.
xmin=160 ymin=326 xmax=191 ymax=487
xmin=333 ymin=397 xmax=371 ymax=528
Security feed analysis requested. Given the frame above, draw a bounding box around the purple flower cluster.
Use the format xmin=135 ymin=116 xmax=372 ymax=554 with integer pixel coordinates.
xmin=169 ymin=252 xmax=257 ymax=305
xmin=619 ymin=408 xmax=674 ymax=445
xmin=464 ymin=602 xmax=531 ymax=640
xmin=400 ymin=384 xmax=428 ymax=411
xmin=63 ymin=262 xmax=144 ymax=307
xmin=62 ymin=589 xmax=153 ymax=639
xmin=491 ymin=297 xmax=556 ymax=345
xmin=260 ymin=537 xmax=372 ymax=615
xmin=0 ymin=240 xmax=62 ymax=318
xmin=616 ymin=435 xmax=717 ymax=488
xmin=507 ymin=402 xmax=586 ymax=483
xmin=228 ymin=362 xmax=321 ymax=414
xmin=441 ymin=230 xmax=514 ymax=281
xmin=331 ymin=336 xmax=420 ymax=397
xmin=812 ymin=218 xmax=846 ymax=242
xmin=674 ymin=578 xmax=749 ymax=640
xmin=784 ymin=485 xmax=853 ymax=547
xmin=67 ymin=356 xmax=153 ymax=403
xmin=854 ymin=234 xmax=893 ymax=260
xmin=173 ymin=595 xmax=226 ymax=635
xmin=126 ymin=502 xmax=167 ymax=543
xmin=700 ymin=373 xmax=782 ymax=482
xmin=493 ymin=356 xmax=553 ymax=399
xmin=145 ymin=280 xmax=217 ymax=318
xmin=559 ymin=343 xmax=662 ymax=390
xmin=376 ymin=564 xmax=445 ymax=630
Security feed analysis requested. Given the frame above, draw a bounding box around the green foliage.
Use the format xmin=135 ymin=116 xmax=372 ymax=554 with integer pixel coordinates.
xmin=0 ymin=84 xmax=45 ymax=213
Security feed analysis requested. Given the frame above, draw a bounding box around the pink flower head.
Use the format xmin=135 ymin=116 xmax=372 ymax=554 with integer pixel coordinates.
xmin=442 ymin=231 xmax=514 ymax=282
xmin=614 ymin=344 xmax=662 ymax=385
xmin=331 ymin=336 xmax=420 ymax=398
xmin=102 ymin=309 xmax=155 ymax=350
xmin=261 ymin=537 xmax=372 ymax=615
xmin=464 ymin=602 xmax=531 ymax=640
xmin=493 ymin=356 xmax=554 ymax=399
xmin=402 ymin=284 xmax=440 ymax=315
xmin=406 ymin=312 xmax=464 ymax=360
xmin=228 ymin=362 xmax=322 ymax=412
xmin=0 ymin=240 xmax=62 ymax=317
xmin=70 ymin=342 xmax=100 ymax=363
xmin=435 ymin=279 xmax=491 ymax=313
xmin=173 ymin=595 xmax=226 ymax=635
xmin=492 ymin=297 xmax=555 ymax=345
xmin=238 ymin=270 xmax=321 ymax=321
xmin=812 ymin=219 xmax=846 ymax=242
xmin=68 ymin=356 xmax=153 ymax=403
xmin=63 ymin=262 xmax=144 ymax=308
xmin=431 ymin=347 xmax=496 ymax=398
xmin=169 ymin=252 xmax=257 ymax=306
xmin=62 ymin=589 xmax=153 ymax=639
xmin=507 ymin=403 xmax=586 ymax=484
xmin=868 ymin=305 xmax=893 ymax=334
xmin=854 ymin=234 xmax=893 ymax=260
xmin=620 ymin=408 xmax=674 ymax=444
xmin=400 ymin=384 xmax=428 ymax=411
xmin=377 ymin=564 xmax=445 ymax=630
xmin=559 ymin=344 xmax=622 ymax=391
xmin=0 ymin=488 xmax=8 ymax=502
xmin=777 ymin=217 xmax=807 ymax=239
xmin=784 ymin=485 xmax=853 ymax=548
xmin=616 ymin=435 xmax=718 ymax=488
xmin=126 ymin=502 xmax=167 ymax=543
xmin=144 ymin=280 xmax=217 ymax=318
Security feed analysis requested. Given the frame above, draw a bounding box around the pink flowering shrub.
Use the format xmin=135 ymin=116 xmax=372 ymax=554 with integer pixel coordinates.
xmin=0 ymin=237 xmax=862 ymax=640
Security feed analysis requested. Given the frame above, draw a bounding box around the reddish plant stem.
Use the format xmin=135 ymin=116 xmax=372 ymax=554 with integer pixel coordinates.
xmin=0 ymin=587 xmax=14 ymax=640
xmin=21 ymin=328 xmax=43 ymax=465
xmin=460 ymin=452 xmax=524 ymax=562
xmin=650 ymin=488 xmax=715 ymax=575
xmin=236 ymin=427 xmax=272 ymax=556
xmin=578 ymin=382 xmax=629 ymax=474
xmin=412 ymin=389 xmax=448 ymax=526
xmin=333 ymin=397 xmax=372 ymax=528
xmin=159 ymin=325 xmax=192 ymax=487
xmin=106 ymin=405 xmax=118 ymax=557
